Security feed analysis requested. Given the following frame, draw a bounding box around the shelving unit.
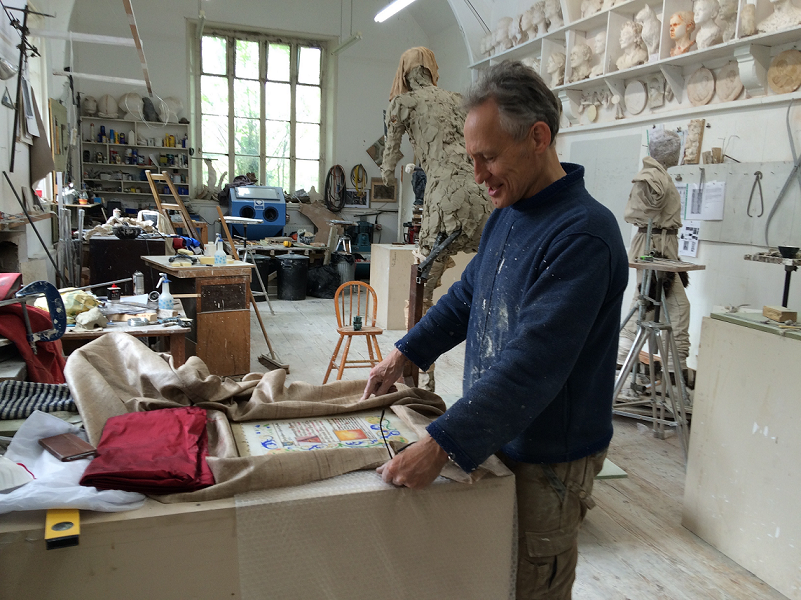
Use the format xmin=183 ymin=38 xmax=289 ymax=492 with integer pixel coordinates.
xmin=471 ymin=0 xmax=801 ymax=126
xmin=79 ymin=115 xmax=191 ymax=208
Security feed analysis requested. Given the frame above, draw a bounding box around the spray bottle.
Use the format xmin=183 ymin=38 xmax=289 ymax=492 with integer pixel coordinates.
xmin=157 ymin=273 xmax=174 ymax=310
xmin=214 ymin=233 xmax=227 ymax=265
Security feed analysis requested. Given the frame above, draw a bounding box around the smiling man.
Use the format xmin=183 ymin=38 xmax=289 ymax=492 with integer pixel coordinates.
xmin=362 ymin=61 xmax=628 ymax=599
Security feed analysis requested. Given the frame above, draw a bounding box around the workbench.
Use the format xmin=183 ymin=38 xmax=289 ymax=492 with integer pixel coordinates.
xmin=141 ymin=256 xmax=254 ymax=376
xmin=61 ymin=321 xmax=190 ymax=366
xmin=682 ymin=312 xmax=801 ymax=600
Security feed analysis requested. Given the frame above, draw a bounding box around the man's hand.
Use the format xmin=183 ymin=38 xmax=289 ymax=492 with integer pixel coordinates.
xmin=361 ymin=348 xmax=407 ymax=400
xmin=376 ymin=433 xmax=449 ymax=490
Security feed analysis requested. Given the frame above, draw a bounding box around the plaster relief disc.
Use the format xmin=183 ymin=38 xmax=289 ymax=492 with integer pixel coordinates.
xmin=586 ymin=104 xmax=598 ymax=122
xmin=715 ymin=62 xmax=743 ymax=102
xmin=624 ymin=80 xmax=647 ymax=115
xmin=767 ymin=49 xmax=801 ymax=94
xmin=687 ymin=67 xmax=715 ymax=106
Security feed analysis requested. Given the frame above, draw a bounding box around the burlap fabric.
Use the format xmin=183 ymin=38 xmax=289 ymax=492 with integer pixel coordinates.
xmin=64 ymin=333 xmax=452 ymax=503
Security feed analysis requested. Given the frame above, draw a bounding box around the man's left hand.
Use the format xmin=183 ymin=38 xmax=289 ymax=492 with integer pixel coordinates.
xmin=376 ymin=433 xmax=450 ymax=490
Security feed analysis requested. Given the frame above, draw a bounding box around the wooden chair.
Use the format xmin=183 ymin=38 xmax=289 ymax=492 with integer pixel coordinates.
xmin=323 ymin=281 xmax=384 ymax=383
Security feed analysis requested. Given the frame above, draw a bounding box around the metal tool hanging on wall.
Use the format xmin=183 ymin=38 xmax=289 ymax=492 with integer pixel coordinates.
xmin=747 ymin=171 xmax=764 ymax=218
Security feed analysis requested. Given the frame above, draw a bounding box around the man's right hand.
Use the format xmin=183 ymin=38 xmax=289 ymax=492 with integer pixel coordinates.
xmin=361 ymin=348 xmax=408 ymax=400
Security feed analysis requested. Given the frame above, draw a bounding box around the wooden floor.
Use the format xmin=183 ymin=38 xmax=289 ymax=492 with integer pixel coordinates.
xmin=248 ymin=297 xmax=787 ymax=600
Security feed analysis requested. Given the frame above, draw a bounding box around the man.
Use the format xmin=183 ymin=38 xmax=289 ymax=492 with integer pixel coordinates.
xmin=362 ymin=61 xmax=628 ymax=599
xmin=617 ymin=127 xmax=690 ymax=376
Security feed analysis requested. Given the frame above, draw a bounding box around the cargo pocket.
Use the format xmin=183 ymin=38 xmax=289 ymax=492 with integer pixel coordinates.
xmin=517 ymin=528 xmax=577 ymax=598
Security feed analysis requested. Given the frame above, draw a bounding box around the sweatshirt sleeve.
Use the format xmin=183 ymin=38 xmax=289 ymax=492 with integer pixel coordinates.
xmin=426 ymin=232 xmax=616 ymax=472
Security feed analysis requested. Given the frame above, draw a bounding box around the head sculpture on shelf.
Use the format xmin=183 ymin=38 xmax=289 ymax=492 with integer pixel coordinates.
xmin=544 ymin=0 xmax=564 ymax=30
xmin=119 ymin=92 xmax=143 ymax=120
xmin=162 ymin=97 xmax=184 ymax=123
xmin=97 ymin=94 xmax=119 ymax=119
xmin=82 ymin=95 xmax=97 ymax=116
xmin=669 ymin=11 xmax=696 ymax=55
xmin=648 ymin=128 xmax=682 ymax=169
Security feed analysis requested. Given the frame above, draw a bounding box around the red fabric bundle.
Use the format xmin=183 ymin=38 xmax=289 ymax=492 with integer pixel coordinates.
xmin=80 ymin=406 xmax=215 ymax=494
xmin=0 ymin=304 xmax=66 ymax=384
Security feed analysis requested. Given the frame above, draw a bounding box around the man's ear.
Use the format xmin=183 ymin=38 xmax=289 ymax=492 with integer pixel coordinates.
xmin=529 ymin=121 xmax=553 ymax=152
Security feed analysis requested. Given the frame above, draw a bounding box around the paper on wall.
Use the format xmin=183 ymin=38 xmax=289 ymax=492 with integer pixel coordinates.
xmin=687 ymin=181 xmax=725 ymax=221
xmin=678 ymin=220 xmax=701 ymax=257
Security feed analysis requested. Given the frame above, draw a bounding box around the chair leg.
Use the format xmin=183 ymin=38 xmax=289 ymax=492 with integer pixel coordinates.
xmin=372 ymin=335 xmax=383 ymax=362
xmin=324 ymin=335 xmax=344 ymax=384
xmin=365 ymin=334 xmax=376 ymax=366
xmin=337 ymin=335 xmax=354 ymax=381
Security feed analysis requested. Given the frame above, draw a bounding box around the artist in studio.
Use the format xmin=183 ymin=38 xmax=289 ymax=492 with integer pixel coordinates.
xmin=362 ymin=61 xmax=629 ymax=599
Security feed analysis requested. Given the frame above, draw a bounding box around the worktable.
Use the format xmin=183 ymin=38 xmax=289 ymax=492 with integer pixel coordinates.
xmin=141 ymin=256 xmax=254 ymax=376
xmin=682 ymin=312 xmax=801 ymax=600
xmin=0 ymin=471 xmax=516 ymax=600
xmin=61 ymin=321 xmax=190 ymax=366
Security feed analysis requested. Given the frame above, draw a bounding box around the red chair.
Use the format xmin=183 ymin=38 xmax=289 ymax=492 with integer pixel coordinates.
xmin=323 ymin=281 xmax=383 ymax=383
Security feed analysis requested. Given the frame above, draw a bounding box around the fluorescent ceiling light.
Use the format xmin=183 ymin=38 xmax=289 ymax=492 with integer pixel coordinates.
xmin=375 ymin=0 xmax=418 ymax=22
xmin=331 ymin=32 xmax=362 ymax=55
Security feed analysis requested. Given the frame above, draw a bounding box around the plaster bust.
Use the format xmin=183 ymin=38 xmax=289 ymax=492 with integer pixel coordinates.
xmin=616 ymin=20 xmax=648 ymax=71
xmin=509 ymin=14 xmax=525 ymax=45
xmin=480 ymin=33 xmax=494 ymax=57
xmin=635 ymin=4 xmax=662 ymax=56
xmin=740 ymin=2 xmax=758 ymax=36
xmin=520 ymin=9 xmax=536 ymax=40
xmin=590 ymin=32 xmax=606 ymax=77
xmin=494 ymin=17 xmax=514 ymax=53
xmin=669 ymin=11 xmax=696 ymax=56
xmin=82 ymin=95 xmax=97 ymax=117
xmin=581 ymin=0 xmax=602 ymax=18
xmin=757 ymin=0 xmax=801 ymax=33
xmin=529 ymin=2 xmax=548 ymax=37
xmin=602 ymin=0 xmax=622 ymax=10
xmin=521 ymin=55 xmax=541 ymax=72
xmin=545 ymin=0 xmax=564 ymax=31
xmin=716 ymin=0 xmax=738 ymax=41
xmin=569 ymin=43 xmax=593 ymax=82
xmin=547 ymin=52 xmax=566 ymax=87
xmin=694 ymin=0 xmax=723 ymax=50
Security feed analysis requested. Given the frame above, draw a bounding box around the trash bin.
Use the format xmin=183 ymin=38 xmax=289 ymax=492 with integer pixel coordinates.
xmin=250 ymin=255 xmax=278 ymax=302
xmin=331 ymin=252 xmax=355 ymax=284
xmin=277 ymin=254 xmax=310 ymax=301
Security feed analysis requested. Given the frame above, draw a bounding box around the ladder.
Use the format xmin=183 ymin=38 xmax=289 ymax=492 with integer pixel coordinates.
xmin=145 ymin=170 xmax=203 ymax=252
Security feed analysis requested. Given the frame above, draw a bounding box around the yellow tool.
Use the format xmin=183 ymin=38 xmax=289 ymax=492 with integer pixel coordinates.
xmin=45 ymin=508 xmax=80 ymax=550
xmin=283 ymin=240 xmax=292 ymax=247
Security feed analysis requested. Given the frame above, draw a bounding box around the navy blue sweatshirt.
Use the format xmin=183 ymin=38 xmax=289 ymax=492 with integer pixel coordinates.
xmin=396 ymin=163 xmax=628 ymax=471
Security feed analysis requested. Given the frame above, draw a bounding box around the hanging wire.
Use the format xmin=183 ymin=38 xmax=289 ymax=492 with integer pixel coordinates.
xmin=325 ymin=164 xmax=346 ymax=212
xmin=350 ymin=164 xmax=367 ymax=198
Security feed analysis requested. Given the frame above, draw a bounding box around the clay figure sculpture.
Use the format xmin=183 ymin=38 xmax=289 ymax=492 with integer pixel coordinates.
xmin=740 ymin=2 xmax=758 ymax=36
xmin=694 ymin=0 xmax=723 ymax=50
xmin=717 ymin=0 xmax=738 ymax=41
xmin=635 ymin=4 xmax=662 ymax=56
xmin=547 ymin=52 xmax=566 ymax=87
xmin=530 ymin=2 xmax=548 ymax=37
xmin=618 ymin=128 xmax=691 ymax=375
xmin=669 ymin=11 xmax=696 ymax=56
xmin=382 ymin=48 xmax=493 ymax=387
xmin=757 ymin=0 xmax=801 ymax=32
xmin=590 ymin=32 xmax=606 ymax=77
xmin=569 ymin=43 xmax=593 ymax=82
xmin=494 ymin=17 xmax=514 ymax=53
xmin=581 ymin=0 xmax=602 ymax=18
xmin=616 ymin=21 xmax=649 ymax=71
xmin=545 ymin=0 xmax=564 ymax=31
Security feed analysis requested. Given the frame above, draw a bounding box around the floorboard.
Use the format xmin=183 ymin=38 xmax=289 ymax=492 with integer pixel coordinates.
xmin=249 ymin=297 xmax=787 ymax=599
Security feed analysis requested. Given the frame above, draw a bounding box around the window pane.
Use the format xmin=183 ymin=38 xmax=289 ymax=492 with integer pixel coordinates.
xmin=265 ymin=121 xmax=290 ymax=158
xmin=202 ymin=36 xmax=226 ymax=75
xmin=235 ymin=117 xmax=260 ymax=155
xmin=265 ymin=157 xmax=289 ymax=188
xmin=296 ymin=123 xmax=319 ymax=160
xmin=202 ymin=153 xmax=228 ymax=188
xmin=296 ymin=85 xmax=320 ymax=123
xmin=298 ymin=47 xmax=321 ymax=84
xmin=295 ymin=159 xmax=319 ymax=192
xmin=234 ymin=79 xmax=259 ymax=118
xmin=202 ymin=115 xmax=229 ymax=154
xmin=265 ymin=82 xmax=291 ymax=120
xmin=201 ymin=75 xmax=228 ymax=115
xmin=235 ymin=155 xmax=259 ymax=179
xmin=267 ymin=43 xmax=290 ymax=81
xmin=235 ymin=40 xmax=259 ymax=79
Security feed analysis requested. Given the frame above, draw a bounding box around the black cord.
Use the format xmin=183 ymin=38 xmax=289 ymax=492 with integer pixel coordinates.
xmin=379 ymin=407 xmax=392 ymax=460
xmin=324 ymin=165 xmax=346 ymax=213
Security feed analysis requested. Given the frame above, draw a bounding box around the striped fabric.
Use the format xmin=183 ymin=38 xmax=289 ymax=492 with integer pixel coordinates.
xmin=0 ymin=381 xmax=75 ymax=420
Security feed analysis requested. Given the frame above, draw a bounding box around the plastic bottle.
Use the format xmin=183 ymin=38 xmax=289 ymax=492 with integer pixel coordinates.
xmin=214 ymin=234 xmax=227 ymax=265
xmin=158 ymin=274 xmax=174 ymax=310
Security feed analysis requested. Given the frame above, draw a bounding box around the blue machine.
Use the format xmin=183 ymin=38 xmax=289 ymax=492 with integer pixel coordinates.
xmin=229 ymin=186 xmax=286 ymax=239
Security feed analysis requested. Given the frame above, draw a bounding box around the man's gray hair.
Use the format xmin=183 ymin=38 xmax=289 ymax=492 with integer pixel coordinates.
xmin=462 ymin=60 xmax=561 ymax=144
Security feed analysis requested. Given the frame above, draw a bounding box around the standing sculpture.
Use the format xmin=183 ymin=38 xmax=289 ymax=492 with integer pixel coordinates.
xmin=382 ymin=47 xmax=494 ymax=390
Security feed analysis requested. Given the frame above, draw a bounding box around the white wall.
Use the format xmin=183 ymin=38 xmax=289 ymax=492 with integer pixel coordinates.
xmin=557 ymin=100 xmax=801 ymax=369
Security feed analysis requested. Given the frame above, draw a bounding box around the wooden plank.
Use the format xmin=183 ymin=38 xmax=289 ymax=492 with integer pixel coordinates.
xmin=762 ymin=305 xmax=797 ymax=322
xmin=197 ymin=310 xmax=251 ymax=376
xmin=141 ymin=255 xmax=254 ymax=279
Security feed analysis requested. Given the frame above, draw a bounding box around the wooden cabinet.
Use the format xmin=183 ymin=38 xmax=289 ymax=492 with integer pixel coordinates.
xmin=142 ymin=256 xmax=254 ymax=376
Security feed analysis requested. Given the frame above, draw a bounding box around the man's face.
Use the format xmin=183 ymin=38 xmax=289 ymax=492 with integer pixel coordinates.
xmin=464 ymin=100 xmax=543 ymax=209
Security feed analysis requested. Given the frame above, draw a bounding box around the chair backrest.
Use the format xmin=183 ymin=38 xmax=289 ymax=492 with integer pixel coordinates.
xmin=333 ymin=281 xmax=378 ymax=328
